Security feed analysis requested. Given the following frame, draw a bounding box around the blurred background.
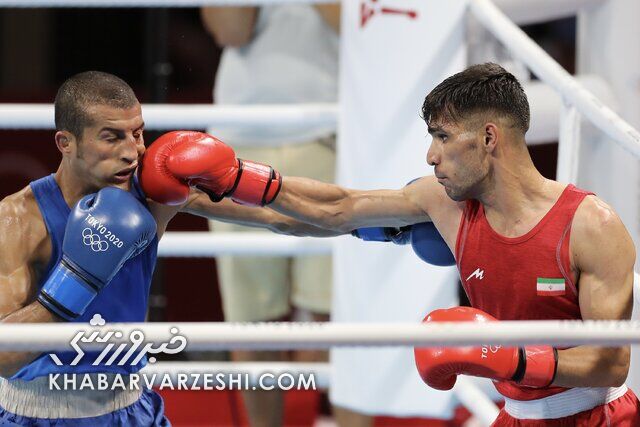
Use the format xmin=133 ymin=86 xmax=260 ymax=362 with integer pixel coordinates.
xmin=0 ymin=6 xmax=574 ymax=325
xmin=0 ymin=8 xmax=223 ymax=325
xmin=0 ymin=6 xmax=589 ymax=427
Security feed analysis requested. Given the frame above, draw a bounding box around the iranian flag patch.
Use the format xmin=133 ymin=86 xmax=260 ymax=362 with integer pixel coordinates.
xmin=536 ymin=278 xmax=566 ymax=296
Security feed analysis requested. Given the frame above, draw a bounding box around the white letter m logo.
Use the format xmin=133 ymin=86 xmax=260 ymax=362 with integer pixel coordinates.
xmin=466 ymin=268 xmax=484 ymax=281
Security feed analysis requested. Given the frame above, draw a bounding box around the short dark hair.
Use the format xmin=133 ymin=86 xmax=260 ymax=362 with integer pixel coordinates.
xmin=54 ymin=71 xmax=138 ymax=138
xmin=421 ymin=63 xmax=530 ymax=134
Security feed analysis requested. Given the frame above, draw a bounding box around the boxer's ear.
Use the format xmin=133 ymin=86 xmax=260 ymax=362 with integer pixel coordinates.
xmin=55 ymin=130 xmax=75 ymax=154
xmin=483 ymin=123 xmax=498 ymax=153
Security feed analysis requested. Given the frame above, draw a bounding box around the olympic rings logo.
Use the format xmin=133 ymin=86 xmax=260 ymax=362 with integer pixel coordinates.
xmin=82 ymin=228 xmax=109 ymax=252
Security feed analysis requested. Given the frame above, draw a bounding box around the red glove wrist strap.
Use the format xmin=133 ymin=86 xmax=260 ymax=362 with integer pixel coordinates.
xmin=512 ymin=346 xmax=558 ymax=388
xmin=231 ymin=159 xmax=282 ymax=206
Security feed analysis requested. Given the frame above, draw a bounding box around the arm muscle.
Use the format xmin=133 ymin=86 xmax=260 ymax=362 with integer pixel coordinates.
xmin=553 ymin=196 xmax=635 ymax=388
xmin=0 ymin=193 xmax=60 ymax=377
xmin=182 ymin=189 xmax=343 ymax=237
xmin=271 ymin=176 xmax=451 ymax=233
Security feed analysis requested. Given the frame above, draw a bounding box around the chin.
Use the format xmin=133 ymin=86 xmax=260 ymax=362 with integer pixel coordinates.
xmin=109 ymin=180 xmax=132 ymax=191
xmin=117 ymin=182 xmax=132 ymax=191
xmin=445 ymin=186 xmax=469 ymax=202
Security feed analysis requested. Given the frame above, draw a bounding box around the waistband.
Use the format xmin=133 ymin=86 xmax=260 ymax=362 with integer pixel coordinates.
xmin=0 ymin=374 xmax=143 ymax=419
xmin=504 ymin=384 xmax=628 ymax=419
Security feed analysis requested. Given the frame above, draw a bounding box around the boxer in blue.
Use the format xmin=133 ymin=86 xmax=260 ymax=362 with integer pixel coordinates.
xmin=0 ymin=72 xmax=449 ymax=426
xmin=0 ymin=71 xmax=336 ymax=426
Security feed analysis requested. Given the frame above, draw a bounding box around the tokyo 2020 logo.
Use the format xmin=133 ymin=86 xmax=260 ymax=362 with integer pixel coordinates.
xmin=82 ymin=227 xmax=109 ymax=252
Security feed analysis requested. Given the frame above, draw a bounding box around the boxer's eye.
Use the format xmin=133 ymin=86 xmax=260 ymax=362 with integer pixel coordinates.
xmin=101 ymin=133 xmax=118 ymax=142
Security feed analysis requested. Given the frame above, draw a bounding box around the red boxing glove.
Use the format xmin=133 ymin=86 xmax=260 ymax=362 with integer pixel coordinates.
xmin=414 ymin=307 xmax=557 ymax=391
xmin=138 ymin=131 xmax=282 ymax=206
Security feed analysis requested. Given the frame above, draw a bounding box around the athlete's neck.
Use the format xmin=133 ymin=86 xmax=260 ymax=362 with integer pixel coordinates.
xmin=477 ymin=149 xmax=563 ymax=237
xmin=54 ymin=165 xmax=99 ymax=209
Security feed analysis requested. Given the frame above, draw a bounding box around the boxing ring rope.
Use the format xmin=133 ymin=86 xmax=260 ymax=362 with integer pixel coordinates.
xmin=0 ymin=103 xmax=338 ymax=133
xmin=0 ymin=315 xmax=638 ymax=424
xmin=3 ymin=320 xmax=640 ymax=351
xmin=159 ymin=232 xmax=336 ymax=257
xmin=470 ymin=0 xmax=640 ymax=162
xmin=0 ymin=1 xmax=637 ymax=425
xmin=0 ymin=76 xmax=614 ymax=149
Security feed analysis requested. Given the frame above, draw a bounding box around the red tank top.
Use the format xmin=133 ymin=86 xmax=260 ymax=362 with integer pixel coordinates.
xmin=455 ymin=184 xmax=593 ymax=401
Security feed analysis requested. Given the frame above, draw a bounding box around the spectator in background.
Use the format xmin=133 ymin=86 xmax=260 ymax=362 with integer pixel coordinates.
xmin=201 ymin=5 xmax=370 ymax=427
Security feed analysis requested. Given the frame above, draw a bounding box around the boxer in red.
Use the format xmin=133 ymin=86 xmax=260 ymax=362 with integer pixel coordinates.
xmin=149 ymin=63 xmax=638 ymax=425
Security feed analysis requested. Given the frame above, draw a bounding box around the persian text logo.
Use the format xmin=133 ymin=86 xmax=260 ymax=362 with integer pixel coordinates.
xmin=49 ymin=314 xmax=187 ymax=367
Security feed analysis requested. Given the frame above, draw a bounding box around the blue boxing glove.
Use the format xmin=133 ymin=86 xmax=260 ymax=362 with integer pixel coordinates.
xmin=351 ymin=178 xmax=455 ymax=266
xmin=410 ymin=222 xmax=455 ymax=266
xmin=353 ymin=222 xmax=455 ymax=266
xmin=351 ymin=177 xmax=421 ymax=245
xmin=351 ymin=226 xmax=412 ymax=245
xmin=38 ymin=187 xmax=157 ymax=320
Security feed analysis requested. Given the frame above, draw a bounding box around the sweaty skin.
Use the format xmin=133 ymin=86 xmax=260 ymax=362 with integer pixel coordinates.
xmin=270 ymin=116 xmax=635 ymax=389
xmin=0 ymin=103 xmax=337 ymax=377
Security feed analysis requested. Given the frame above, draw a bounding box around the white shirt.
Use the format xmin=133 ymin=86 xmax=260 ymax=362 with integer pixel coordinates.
xmin=214 ymin=5 xmax=339 ymax=144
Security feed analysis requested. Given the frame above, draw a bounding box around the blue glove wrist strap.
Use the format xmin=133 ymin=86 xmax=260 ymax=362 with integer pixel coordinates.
xmin=38 ymin=262 xmax=99 ymax=321
xmin=352 ymin=227 xmax=391 ymax=241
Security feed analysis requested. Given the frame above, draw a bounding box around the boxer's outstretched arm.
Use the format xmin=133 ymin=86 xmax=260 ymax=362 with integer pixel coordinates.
xmin=140 ymin=132 xmax=342 ymax=237
xmin=186 ymin=189 xmax=344 ymax=237
xmin=138 ymin=131 xmax=446 ymax=235
xmin=0 ymin=196 xmax=60 ymax=378
xmin=552 ymin=196 xmax=635 ymax=388
xmin=151 ymin=189 xmax=343 ymax=238
xmin=271 ymin=176 xmax=436 ymax=233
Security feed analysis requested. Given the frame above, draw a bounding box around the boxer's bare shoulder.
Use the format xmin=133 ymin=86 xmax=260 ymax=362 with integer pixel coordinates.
xmin=0 ymin=186 xmax=50 ymax=317
xmin=571 ymin=195 xmax=634 ymax=268
xmin=570 ymin=194 xmax=634 ymax=319
xmin=404 ymin=175 xmax=465 ymax=246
